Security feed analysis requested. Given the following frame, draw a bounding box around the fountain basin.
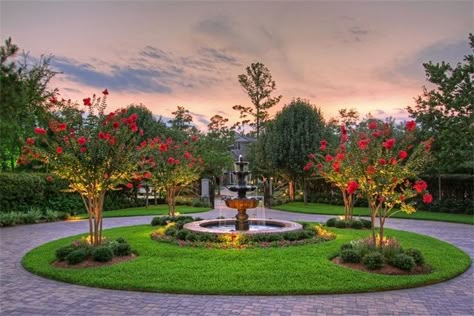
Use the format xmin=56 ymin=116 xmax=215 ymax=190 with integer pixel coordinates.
xmin=224 ymin=198 xmax=258 ymax=209
xmin=183 ymin=218 xmax=303 ymax=235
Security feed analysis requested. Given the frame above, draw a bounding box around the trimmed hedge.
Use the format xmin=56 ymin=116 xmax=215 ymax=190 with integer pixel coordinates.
xmin=0 ymin=172 xmax=146 ymax=214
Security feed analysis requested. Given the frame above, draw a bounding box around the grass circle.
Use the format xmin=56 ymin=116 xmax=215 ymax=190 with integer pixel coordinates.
xmin=22 ymin=225 xmax=471 ymax=295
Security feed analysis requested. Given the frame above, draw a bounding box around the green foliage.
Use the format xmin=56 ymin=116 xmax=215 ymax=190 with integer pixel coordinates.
xmin=20 ymin=209 xmax=43 ymax=224
xmin=185 ymin=232 xmax=198 ymax=242
xmin=65 ymin=248 xmax=87 ymax=265
xmin=326 ymin=217 xmax=338 ymax=227
xmin=340 ymin=243 xmax=353 ymax=251
xmin=267 ymin=99 xmax=326 ymax=198
xmin=391 ymin=253 xmax=416 ymax=271
xmin=115 ymin=243 xmax=132 ymax=256
xmin=405 ymin=248 xmax=425 ymax=265
xmin=0 ymin=37 xmax=58 ymax=172
xmin=91 ymin=246 xmax=114 ymax=262
xmin=350 ymin=220 xmax=364 ymax=229
xmin=407 ymin=34 xmax=474 ymax=174
xmin=175 ymin=229 xmax=189 ymax=240
xmin=234 ymin=62 xmax=282 ymax=137
xmin=335 ymin=220 xmax=348 ymax=228
xmin=340 ymin=249 xmax=361 ymax=263
xmin=0 ymin=212 xmax=19 ymax=227
xmin=55 ymin=245 xmax=76 ymax=261
xmin=362 ymin=252 xmax=385 ymax=270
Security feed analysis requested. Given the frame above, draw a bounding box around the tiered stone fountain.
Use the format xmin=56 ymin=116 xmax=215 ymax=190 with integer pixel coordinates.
xmin=184 ymin=156 xmax=302 ymax=235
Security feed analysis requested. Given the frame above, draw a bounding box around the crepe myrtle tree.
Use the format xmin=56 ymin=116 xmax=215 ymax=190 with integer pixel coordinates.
xmin=304 ymin=125 xmax=357 ymax=221
xmin=141 ymin=135 xmax=203 ymax=216
xmin=19 ymin=90 xmax=148 ymax=245
xmin=306 ymin=119 xmax=433 ymax=247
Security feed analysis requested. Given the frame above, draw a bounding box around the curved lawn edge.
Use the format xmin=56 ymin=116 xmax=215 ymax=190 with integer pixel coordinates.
xmin=22 ymin=225 xmax=471 ymax=295
xmin=273 ymin=202 xmax=474 ymax=225
xmin=76 ymin=205 xmax=210 ymax=219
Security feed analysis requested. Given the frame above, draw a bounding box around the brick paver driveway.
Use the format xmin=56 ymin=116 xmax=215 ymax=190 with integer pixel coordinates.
xmin=1 ymin=203 xmax=473 ymax=315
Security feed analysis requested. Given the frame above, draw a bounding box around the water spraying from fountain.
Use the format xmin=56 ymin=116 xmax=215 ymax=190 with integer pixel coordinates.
xmin=184 ymin=157 xmax=302 ymax=235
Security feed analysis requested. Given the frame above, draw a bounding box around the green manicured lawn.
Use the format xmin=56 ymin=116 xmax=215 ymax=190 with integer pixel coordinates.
xmin=274 ymin=202 xmax=474 ymax=225
xmin=22 ymin=225 xmax=471 ymax=295
xmin=76 ymin=205 xmax=210 ymax=219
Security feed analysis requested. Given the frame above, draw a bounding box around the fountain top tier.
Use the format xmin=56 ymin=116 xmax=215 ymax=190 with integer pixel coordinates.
xmin=227 ymin=155 xmax=256 ymax=199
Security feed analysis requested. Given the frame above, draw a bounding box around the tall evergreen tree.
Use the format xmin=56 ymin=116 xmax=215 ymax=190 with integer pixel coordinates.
xmin=269 ymin=98 xmax=326 ymax=201
xmin=235 ymin=62 xmax=282 ymax=138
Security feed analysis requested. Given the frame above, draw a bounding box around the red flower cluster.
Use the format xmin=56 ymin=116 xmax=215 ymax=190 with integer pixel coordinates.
xmin=358 ymin=139 xmax=369 ymax=150
xmin=398 ymin=150 xmax=408 ymax=159
xmin=83 ymin=97 xmax=92 ymax=106
xmin=413 ymin=180 xmax=428 ymax=193
xmin=34 ymin=127 xmax=47 ymax=135
xmin=405 ymin=120 xmax=416 ymax=131
xmin=382 ymin=138 xmax=396 ymax=150
xmin=303 ymin=161 xmax=313 ymax=171
xmin=422 ymin=193 xmax=433 ymax=204
xmin=368 ymin=121 xmax=378 ymax=130
xmin=347 ymin=181 xmax=359 ymax=194
xmin=320 ymin=140 xmax=327 ymax=151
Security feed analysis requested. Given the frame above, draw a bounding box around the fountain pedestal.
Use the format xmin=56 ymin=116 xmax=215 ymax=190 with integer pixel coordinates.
xmin=225 ymin=198 xmax=258 ymax=231
xmin=225 ymin=156 xmax=257 ymax=231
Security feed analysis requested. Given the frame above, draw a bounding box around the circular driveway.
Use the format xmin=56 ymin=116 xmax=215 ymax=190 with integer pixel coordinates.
xmin=1 ymin=206 xmax=473 ymax=316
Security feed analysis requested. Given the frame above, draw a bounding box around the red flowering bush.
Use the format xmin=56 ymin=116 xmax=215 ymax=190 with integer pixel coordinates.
xmin=306 ymin=119 xmax=433 ymax=247
xmin=141 ymin=135 xmax=203 ymax=216
xmin=19 ymin=91 xmax=147 ymax=245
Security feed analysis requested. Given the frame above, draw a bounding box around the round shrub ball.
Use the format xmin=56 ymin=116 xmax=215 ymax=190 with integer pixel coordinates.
xmin=360 ymin=219 xmax=372 ymax=229
xmin=176 ymin=229 xmax=189 ymax=241
xmin=186 ymin=233 xmax=198 ymax=242
xmin=340 ymin=249 xmax=361 ymax=263
xmin=340 ymin=243 xmax=353 ymax=251
xmin=405 ymin=248 xmax=425 ymax=265
xmin=165 ymin=227 xmax=177 ymax=237
xmin=350 ymin=220 xmax=364 ymax=229
xmin=392 ymin=253 xmax=416 ymax=271
xmin=326 ymin=218 xmax=338 ymax=227
xmin=362 ymin=252 xmax=385 ymax=270
xmin=92 ymin=246 xmax=114 ymax=262
xmin=335 ymin=220 xmax=348 ymax=228
xmin=55 ymin=245 xmax=76 ymax=261
xmin=65 ymin=248 xmax=87 ymax=265
xmin=115 ymin=237 xmax=127 ymax=244
xmin=115 ymin=243 xmax=132 ymax=256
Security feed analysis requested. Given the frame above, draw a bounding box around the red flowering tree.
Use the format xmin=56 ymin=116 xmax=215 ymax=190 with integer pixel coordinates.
xmin=307 ymin=119 xmax=433 ymax=247
xmin=142 ymin=135 xmax=203 ymax=216
xmin=19 ymin=90 xmax=146 ymax=245
xmin=304 ymin=126 xmax=357 ymax=221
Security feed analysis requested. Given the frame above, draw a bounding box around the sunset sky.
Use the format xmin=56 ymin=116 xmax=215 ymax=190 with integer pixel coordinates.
xmin=1 ymin=1 xmax=472 ymax=130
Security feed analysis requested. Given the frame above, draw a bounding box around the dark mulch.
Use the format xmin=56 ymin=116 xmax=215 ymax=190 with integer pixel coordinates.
xmin=52 ymin=254 xmax=136 ymax=269
xmin=332 ymin=257 xmax=432 ymax=275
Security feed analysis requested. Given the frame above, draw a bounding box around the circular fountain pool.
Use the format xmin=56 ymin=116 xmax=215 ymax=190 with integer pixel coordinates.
xmin=183 ymin=218 xmax=303 ymax=235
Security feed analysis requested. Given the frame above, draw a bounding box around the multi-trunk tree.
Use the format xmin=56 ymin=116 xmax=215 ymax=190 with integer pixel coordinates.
xmin=20 ymin=91 xmax=147 ymax=245
xmin=143 ymin=135 xmax=203 ymax=216
xmin=306 ymin=119 xmax=433 ymax=247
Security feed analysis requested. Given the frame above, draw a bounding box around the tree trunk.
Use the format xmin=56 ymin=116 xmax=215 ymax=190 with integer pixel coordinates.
xmin=303 ymin=177 xmax=308 ymax=205
xmin=82 ymin=191 xmax=106 ymax=246
xmin=167 ymin=187 xmax=176 ymax=217
xmin=289 ymin=180 xmax=295 ymax=201
xmin=263 ymin=178 xmax=271 ymax=208
xmin=438 ymin=173 xmax=442 ymax=201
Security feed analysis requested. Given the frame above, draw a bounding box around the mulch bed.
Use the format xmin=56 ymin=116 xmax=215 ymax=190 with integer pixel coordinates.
xmin=332 ymin=257 xmax=432 ymax=275
xmin=52 ymin=254 xmax=136 ymax=269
